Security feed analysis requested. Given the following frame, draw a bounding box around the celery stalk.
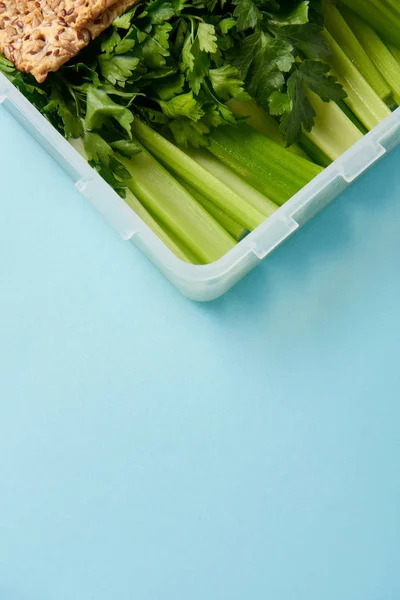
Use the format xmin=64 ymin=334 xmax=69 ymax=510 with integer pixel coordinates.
xmin=181 ymin=146 xmax=279 ymax=218
xmin=323 ymin=30 xmax=392 ymax=130
xmin=341 ymin=6 xmax=400 ymax=105
xmin=176 ymin=177 xmax=250 ymax=242
xmin=123 ymin=190 xmax=201 ymax=263
xmin=131 ymin=119 xmax=268 ymax=229
xmin=70 ymin=137 xmax=202 ymax=263
xmin=339 ymin=0 xmax=400 ymax=49
xmin=336 ymin=100 xmax=368 ymax=135
xmin=322 ymin=0 xmax=391 ymax=101
xmin=298 ymin=136 xmax=331 ymax=167
xmin=228 ymin=96 xmax=361 ymax=166
xmin=119 ymin=140 xmax=236 ymax=264
xmin=227 ymin=99 xmax=309 ymax=159
xmin=228 ymin=98 xmax=330 ymax=167
xmin=305 ymin=92 xmax=363 ymax=161
xmin=207 ymin=123 xmax=323 ymax=206
xmin=388 ymin=44 xmax=400 ymax=66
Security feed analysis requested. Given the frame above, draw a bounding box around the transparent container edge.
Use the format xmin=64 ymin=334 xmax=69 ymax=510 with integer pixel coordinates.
xmin=1 ymin=72 xmax=399 ymax=301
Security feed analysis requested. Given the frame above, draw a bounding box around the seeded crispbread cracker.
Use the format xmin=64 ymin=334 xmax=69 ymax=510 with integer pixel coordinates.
xmin=43 ymin=0 xmax=120 ymax=30
xmin=0 ymin=0 xmax=138 ymax=82
xmin=84 ymin=0 xmax=137 ymax=38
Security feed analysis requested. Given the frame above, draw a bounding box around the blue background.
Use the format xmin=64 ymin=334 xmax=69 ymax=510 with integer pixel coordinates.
xmin=1 ymin=105 xmax=400 ymax=600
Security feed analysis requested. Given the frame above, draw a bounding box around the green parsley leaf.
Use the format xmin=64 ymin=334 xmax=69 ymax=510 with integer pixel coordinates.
xmin=169 ymin=119 xmax=210 ymax=147
xmin=296 ymin=59 xmax=347 ymax=102
xmin=157 ymin=91 xmax=205 ymax=120
xmin=85 ymin=86 xmax=134 ymax=136
xmin=218 ymin=18 xmax=236 ymax=34
xmin=110 ymin=139 xmax=142 ymax=157
xmin=279 ymin=69 xmax=315 ymax=145
xmin=44 ymin=88 xmax=84 ymax=139
xmin=84 ymin=131 xmax=114 ymax=165
xmin=267 ymin=1 xmax=310 ymax=26
xmin=268 ymin=89 xmax=292 ymax=115
xmin=233 ymin=0 xmax=262 ymax=32
xmin=273 ymin=23 xmax=330 ymax=59
xmin=231 ymin=31 xmax=295 ymax=108
xmin=98 ymin=54 xmax=140 ymax=86
xmin=197 ymin=22 xmax=218 ymax=53
xmin=209 ymin=65 xmax=250 ymax=100
xmin=184 ymin=35 xmax=210 ymax=95
xmin=154 ymin=74 xmax=185 ymax=100
xmin=100 ymin=29 xmax=121 ymax=54
xmin=141 ymin=23 xmax=172 ymax=68
xmin=113 ymin=6 xmax=138 ymax=29
xmin=277 ymin=60 xmax=346 ymax=144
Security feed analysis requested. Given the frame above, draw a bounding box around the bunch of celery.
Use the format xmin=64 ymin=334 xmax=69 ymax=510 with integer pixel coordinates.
xmin=339 ymin=0 xmax=400 ymax=49
xmin=0 ymin=0 xmax=399 ymax=266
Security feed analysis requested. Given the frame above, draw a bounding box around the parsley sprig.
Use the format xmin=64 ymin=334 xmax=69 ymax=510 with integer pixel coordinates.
xmin=0 ymin=0 xmax=345 ymax=195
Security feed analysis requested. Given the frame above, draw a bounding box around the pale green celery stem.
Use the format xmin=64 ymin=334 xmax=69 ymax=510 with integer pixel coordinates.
xmin=388 ymin=44 xmax=400 ymax=66
xmin=123 ymin=191 xmax=200 ymax=264
xmin=322 ymin=0 xmax=391 ymax=101
xmin=131 ymin=119 xmax=267 ymax=229
xmin=341 ymin=6 xmax=400 ymax=105
xmin=305 ymin=92 xmax=363 ymax=161
xmin=69 ymin=137 xmax=200 ymax=263
xmin=176 ymin=176 xmax=250 ymax=242
xmin=208 ymin=123 xmax=323 ymax=206
xmin=298 ymin=136 xmax=331 ymax=167
xmin=119 ymin=142 xmax=236 ymax=264
xmin=323 ymin=30 xmax=391 ymax=130
xmin=182 ymin=145 xmax=278 ymax=218
xmin=227 ymin=99 xmax=309 ymax=158
xmin=339 ymin=0 xmax=400 ymax=49
xmin=336 ymin=100 xmax=368 ymax=135
xmin=228 ymin=98 xmax=330 ymax=166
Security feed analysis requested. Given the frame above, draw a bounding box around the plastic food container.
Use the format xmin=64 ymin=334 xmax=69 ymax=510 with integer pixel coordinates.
xmin=1 ymin=72 xmax=399 ymax=301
